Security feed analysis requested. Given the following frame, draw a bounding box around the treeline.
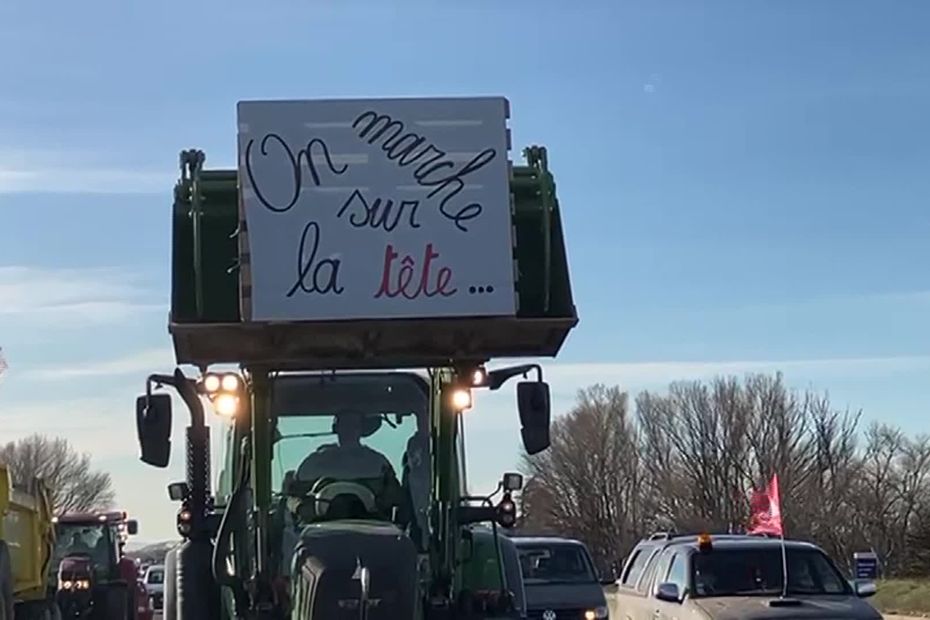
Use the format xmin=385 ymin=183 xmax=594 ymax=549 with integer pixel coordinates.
xmin=518 ymin=373 xmax=930 ymax=578
xmin=0 ymin=434 xmax=114 ymax=514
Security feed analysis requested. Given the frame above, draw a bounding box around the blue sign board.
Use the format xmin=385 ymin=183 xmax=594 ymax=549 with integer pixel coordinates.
xmin=853 ymin=551 xmax=878 ymax=580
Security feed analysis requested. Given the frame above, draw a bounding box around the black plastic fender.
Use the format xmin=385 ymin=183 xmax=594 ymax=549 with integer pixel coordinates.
xmin=0 ymin=542 xmax=12 ymax=620
xmin=93 ymin=584 xmax=129 ymax=620
xmin=175 ymin=539 xmax=220 ymax=620
xmin=162 ymin=547 xmax=178 ymax=620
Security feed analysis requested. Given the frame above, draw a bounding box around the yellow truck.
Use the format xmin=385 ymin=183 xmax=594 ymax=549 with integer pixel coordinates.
xmin=0 ymin=463 xmax=60 ymax=620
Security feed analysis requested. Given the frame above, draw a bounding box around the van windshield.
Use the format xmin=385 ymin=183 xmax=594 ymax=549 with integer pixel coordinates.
xmin=517 ymin=544 xmax=597 ymax=585
xmin=691 ymin=547 xmax=851 ymax=597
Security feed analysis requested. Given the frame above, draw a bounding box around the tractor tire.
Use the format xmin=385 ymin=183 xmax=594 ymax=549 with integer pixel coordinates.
xmin=92 ymin=586 xmax=128 ymax=620
xmin=162 ymin=548 xmax=177 ymax=620
xmin=45 ymin=601 xmax=63 ymax=620
xmin=0 ymin=542 xmax=13 ymax=620
xmin=19 ymin=601 xmax=62 ymax=620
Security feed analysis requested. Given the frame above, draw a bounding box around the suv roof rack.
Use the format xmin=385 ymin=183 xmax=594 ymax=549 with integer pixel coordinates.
xmin=647 ymin=530 xmax=742 ymax=541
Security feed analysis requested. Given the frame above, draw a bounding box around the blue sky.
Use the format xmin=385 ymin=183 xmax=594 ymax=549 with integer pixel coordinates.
xmin=1 ymin=0 xmax=929 ymax=542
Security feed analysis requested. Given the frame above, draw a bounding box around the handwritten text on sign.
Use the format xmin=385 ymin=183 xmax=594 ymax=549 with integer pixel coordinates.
xmin=237 ymin=97 xmax=516 ymax=322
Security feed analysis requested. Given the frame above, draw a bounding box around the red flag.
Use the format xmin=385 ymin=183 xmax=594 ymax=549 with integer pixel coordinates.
xmin=748 ymin=473 xmax=783 ymax=537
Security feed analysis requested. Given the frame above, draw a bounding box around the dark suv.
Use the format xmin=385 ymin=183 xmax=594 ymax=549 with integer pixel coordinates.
xmin=609 ymin=532 xmax=880 ymax=620
xmin=512 ymin=536 xmax=610 ymax=620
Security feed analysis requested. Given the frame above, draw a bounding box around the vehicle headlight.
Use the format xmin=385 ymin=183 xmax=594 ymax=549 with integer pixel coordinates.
xmin=585 ymin=606 xmax=609 ymax=619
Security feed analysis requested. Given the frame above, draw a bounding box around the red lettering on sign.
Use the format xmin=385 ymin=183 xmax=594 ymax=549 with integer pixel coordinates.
xmin=375 ymin=243 xmax=458 ymax=299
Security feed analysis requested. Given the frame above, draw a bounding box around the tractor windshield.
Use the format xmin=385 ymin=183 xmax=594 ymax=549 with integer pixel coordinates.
xmin=270 ymin=372 xmax=430 ymax=532
xmin=50 ymin=522 xmax=117 ymax=581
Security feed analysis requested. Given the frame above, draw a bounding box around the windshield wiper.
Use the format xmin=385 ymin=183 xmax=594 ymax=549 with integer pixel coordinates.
xmin=276 ymin=431 xmax=334 ymax=442
xmin=698 ymin=589 xmax=781 ymax=597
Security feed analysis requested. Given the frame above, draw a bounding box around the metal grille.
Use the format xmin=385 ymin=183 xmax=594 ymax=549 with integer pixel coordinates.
xmin=527 ymin=608 xmax=588 ymax=620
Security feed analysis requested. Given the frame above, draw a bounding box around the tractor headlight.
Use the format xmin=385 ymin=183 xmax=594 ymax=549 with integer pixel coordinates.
xmin=213 ymin=393 xmax=240 ymax=417
xmin=220 ymin=373 xmax=240 ymax=391
xmin=451 ymin=388 xmax=472 ymax=411
xmin=202 ymin=373 xmax=221 ymax=393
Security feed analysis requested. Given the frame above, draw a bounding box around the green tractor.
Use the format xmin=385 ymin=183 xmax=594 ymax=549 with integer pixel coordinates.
xmin=134 ymin=97 xmax=577 ymax=619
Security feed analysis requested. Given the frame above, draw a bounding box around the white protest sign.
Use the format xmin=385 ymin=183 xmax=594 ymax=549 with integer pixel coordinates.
xmin=236 ymin=97 xmax=516 ymax=322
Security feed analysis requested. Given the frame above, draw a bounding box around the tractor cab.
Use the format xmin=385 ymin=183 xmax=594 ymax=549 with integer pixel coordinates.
xmin=51 ymin=511 xmax=142 ymax=618
xmin=267 ymin=372 xmax=430 ymax=556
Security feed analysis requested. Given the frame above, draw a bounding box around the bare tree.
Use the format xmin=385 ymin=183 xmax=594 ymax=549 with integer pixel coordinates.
xmin=637 ymin=376 xmax=756 ymax=532
xmin=516 ymin=475 xmax=557 ymax=533
xmin=793 ymin=398 xmax=863 ymax=566
xmin=520 ymin=371 xmax=930 ymax=577
xmin=893 ymin=433 xmax=930 ymax=574
xmin=520 ymin=384 xmax=642 ymax=572
xmin=0 ymin=434 xmax=115 ymax=514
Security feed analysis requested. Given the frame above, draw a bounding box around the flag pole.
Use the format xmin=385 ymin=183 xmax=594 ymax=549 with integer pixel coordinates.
xmin=780 ymin=531 xmax=788 ymax=598
xmin=775 ymin=472 xmax=787 ymax=598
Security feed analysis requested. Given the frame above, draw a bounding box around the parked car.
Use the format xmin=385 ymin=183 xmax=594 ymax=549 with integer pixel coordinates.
xmin=609 ymin=531 xmax=880 ymax=620
xmin=512 ymin=536 xmax=610 ymax=620
xmin=135 ymin=579 xmax=155 ymax=620
xmin=142 ymin=564 xmax=165 ymax=611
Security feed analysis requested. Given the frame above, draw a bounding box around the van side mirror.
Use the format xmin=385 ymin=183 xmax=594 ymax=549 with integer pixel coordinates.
xmin=655 ymin=582 xmax=682 ymax=603
xmin=136 ymin=394 xmax=172 ymax=468
xmin=854 ymin=580 xmax=876 ymax=598
xmin=126 ymin=520 xmax=139 ymax=536
xmin=517 ymin=382 xmax=551 ymax=455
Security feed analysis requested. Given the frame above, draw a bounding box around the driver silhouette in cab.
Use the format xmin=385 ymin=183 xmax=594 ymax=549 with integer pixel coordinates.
xmin=297 ymin=409 xmax=395 ymax=483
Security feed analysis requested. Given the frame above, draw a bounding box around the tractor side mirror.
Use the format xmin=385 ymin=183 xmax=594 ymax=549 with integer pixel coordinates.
xmin=136 ymin=394 xmax=172 ymax=468
xmin=517 ymin=382 xmax=551 ymax=455
xmin=126 ymin=520 xmax=139 ymax=536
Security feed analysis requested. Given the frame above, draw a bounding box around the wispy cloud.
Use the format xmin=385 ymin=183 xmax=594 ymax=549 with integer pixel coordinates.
xmin=538 ymin=355 xmax=930 ymax=391
xmin=21 ymin=347 xmax=175 ymax=381
xmin=0 ymin=396 xmax=140 ymax=459
xmin=22 ymin=347 xmax=930 ymax=390
xmin=643 ymin=72 xmax=662 ymax=94
xmin=461 ymin=354 xmax=930 ymax=435
xmin=724 ymin=289 xmax=930 ymax=315
xmin=0 ymin=148 xmax=172 ymax=194
xmin=0 ymin=266 xmax=164 ymax=324
xmin=0 ymin=166 xmax=172 ymax=194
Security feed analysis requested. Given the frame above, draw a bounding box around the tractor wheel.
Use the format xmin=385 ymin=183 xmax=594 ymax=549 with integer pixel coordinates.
xmin=25 ymin=601 xmax=62 ymax=620
xmin=0 ymin=542 xmax=13 ymax=620
xmin=92 ymin=586 xmax=128 ymax=620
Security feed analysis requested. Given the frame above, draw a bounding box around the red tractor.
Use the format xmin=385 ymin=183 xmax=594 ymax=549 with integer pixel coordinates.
xmin=51 ymin=511 xmax=153 ymax=620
